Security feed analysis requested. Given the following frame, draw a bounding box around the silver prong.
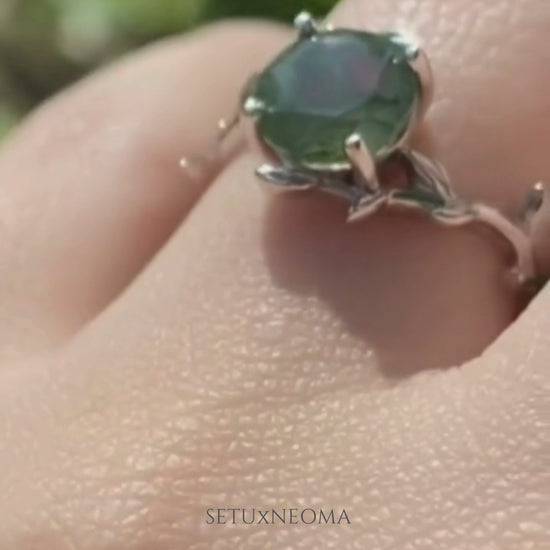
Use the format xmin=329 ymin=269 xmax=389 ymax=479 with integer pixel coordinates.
xmin=387 ymin=33 xmax=433 ymax=119
xmin=294 ymin=11 xmax=319 ymax=38
xmin=345 ymin=133 xmax=380 ymax=193
xmin=243 ymin=97 xmax=264 ymax=116
xmin=388 ymin=32 xmax=420 ymax=60
xmin=407 ymin=48 xmax=434 ymax=118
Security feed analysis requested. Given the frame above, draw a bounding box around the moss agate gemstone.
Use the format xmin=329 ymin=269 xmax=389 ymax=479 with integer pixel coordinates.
xmin=251 ymin=30 xmax=421 ymax=170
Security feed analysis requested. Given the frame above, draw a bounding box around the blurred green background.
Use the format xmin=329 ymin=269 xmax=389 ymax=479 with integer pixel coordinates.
xmin=0 ymin=0 xmax=338 ymax=138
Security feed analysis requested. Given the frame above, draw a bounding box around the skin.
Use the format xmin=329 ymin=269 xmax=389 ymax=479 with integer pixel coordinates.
xmin=0 ymin=0 xmax=548 ymax=548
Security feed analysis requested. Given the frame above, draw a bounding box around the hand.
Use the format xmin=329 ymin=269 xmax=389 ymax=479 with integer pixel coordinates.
xmin=0 ymin=0 xmax=548 ymax=548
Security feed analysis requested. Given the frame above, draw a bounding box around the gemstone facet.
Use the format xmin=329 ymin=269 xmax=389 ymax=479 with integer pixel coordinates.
xmin=249 ymin=30 xmax=421 ymax=170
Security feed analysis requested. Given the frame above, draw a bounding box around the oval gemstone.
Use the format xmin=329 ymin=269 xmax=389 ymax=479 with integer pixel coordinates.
xmin=251 ymin=30 xmax=421 ymax=170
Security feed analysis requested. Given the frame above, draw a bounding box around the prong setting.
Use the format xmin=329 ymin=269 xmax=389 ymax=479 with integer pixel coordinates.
xmin=386 ymin=33 xmax=433 ymax=121
xmin=388 ymin=32 xmax=420 ymax=60
xmin=345 ymin=133 xmax=380 ymax=193
xmin=242 ymin=97 xmax=265 ymax=116
xmin=294 ymin=11 xmax=319 ymax=38
xmin=407 ymin=47 xmax=434 ymax=118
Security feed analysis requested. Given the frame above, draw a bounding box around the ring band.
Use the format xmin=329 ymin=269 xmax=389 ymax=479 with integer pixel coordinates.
xmin=196 ymin=12 xmax=547 ymax=286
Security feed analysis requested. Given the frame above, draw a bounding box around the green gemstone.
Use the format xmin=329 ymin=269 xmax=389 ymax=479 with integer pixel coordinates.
xmin=251 ymin=30 xmax=421 ymax=170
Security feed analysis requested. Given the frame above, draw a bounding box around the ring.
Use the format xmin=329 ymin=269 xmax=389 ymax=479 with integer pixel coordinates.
xmin=212 ymin=12 xmax=547 ymax=286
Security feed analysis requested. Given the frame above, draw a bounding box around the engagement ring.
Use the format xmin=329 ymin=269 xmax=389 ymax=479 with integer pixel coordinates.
xmin=196 ymin=12 xmax=548 ymax=287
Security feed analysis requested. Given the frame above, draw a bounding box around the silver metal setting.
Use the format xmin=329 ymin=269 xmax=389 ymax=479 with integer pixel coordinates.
xmin=182 ymin=12 xmax=546 ymax=287
xmin=294 ymin=11 xmax=320 ymax=38
xmin=345 ymin=133 xmax=380 ymax=193
xmin=408 ymin=47 xmax=434 ymax=119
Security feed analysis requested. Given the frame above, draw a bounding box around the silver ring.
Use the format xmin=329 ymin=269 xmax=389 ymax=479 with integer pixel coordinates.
xmin=193 ymin=12 xmax=547 ymax=287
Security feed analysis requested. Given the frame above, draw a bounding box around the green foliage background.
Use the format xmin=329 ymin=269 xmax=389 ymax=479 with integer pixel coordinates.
xmin=0 ymin=0 xmax=337 ymax=138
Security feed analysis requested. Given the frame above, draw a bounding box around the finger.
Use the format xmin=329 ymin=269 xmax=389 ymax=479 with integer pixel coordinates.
xmin=0 ymin=21 xmax=289 ymax=360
